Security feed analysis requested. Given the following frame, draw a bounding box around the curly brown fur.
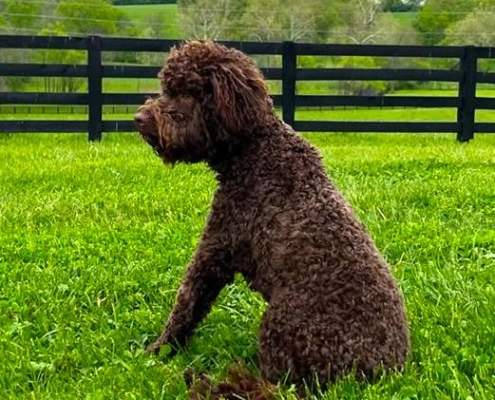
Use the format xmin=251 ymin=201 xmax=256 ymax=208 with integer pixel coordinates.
xmin=135 ymin=40 xmax=410 ymax=397
xmin=185 ymin=366 xmax=276 ymax=400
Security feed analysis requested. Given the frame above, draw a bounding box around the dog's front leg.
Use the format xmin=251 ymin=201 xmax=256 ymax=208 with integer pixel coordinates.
xmin=147 ymin=229 xmax=234 ymax=355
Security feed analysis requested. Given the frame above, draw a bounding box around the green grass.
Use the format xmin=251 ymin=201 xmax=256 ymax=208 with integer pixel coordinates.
xmin=3 ymin=105 xmax=495 ymax=125
xmin=117 ymin=4 xmax=180 ymax=39
xmin=392 ymin=12 xmax=417 ymax=28
xmin=103 ymin=78 xmax=160 ymax=93
xmin=295 ymin=108 xmax=495 ymax=123
xmin=1 ymin=132 xmax=495 ymax=399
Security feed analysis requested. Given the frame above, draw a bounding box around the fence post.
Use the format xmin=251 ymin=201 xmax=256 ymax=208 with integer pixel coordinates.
xmin=282 ymin=41 xmax=296 ymax=127
xmin=457 ymin=46 xmax=477 ymax=142
xmin=87 ymin=35 xmax=103 ymax=141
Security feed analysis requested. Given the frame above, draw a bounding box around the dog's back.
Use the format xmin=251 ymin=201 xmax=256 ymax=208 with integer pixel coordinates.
xmin=216 ymin=122 xmax=410 ymax=384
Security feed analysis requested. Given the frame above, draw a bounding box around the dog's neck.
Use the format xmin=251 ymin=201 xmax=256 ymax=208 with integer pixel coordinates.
xmin=208 ymin=116 xmax=289 ymax=183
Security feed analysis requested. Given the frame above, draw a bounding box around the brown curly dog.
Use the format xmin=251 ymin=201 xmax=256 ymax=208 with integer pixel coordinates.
xmin=134 ymin=40 xmax=410 ymax=399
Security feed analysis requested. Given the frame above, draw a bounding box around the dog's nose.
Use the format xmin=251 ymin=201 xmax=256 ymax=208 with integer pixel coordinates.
xmin=134 ymin=112 xmax=147 ymax=127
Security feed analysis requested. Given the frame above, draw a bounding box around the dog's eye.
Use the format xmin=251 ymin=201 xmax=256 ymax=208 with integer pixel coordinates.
xmin=171 ymin=112 xmax=186 ymax=121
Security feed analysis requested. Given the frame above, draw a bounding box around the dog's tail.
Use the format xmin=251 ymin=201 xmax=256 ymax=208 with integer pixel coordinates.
xmin=185 ymin=365 xmax=277 ymax=400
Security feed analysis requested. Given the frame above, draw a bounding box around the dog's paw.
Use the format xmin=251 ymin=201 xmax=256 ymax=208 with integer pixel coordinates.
xmin=183 ymin=368 xmax=209 ymax=388
xmin=145 ymin=342 xmax=160 ymax=355
xmin=146 ymin=340 xmax=175 ymax=358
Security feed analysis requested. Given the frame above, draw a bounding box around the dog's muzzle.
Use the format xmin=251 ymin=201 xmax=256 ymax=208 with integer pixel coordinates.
xmin=134 ymin=111 xmax=149 ymax=131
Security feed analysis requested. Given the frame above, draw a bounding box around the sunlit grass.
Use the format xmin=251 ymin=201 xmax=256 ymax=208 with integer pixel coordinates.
xmin=3 ymin=105 xmax=495 ymax=127
xmin=1 ymin=132 xmax=494 ymax=398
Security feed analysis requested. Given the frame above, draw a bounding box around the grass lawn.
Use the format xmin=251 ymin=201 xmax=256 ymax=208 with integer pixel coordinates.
xmin=392 ymin=12 xmax=417 ymax=28
xmin=295 ymin=108 xmax=495 ymax=123
xmin=1 ymin=132 xmax=495 ymax=399
xmin=3 ymin=105 xmax=495 ymax=125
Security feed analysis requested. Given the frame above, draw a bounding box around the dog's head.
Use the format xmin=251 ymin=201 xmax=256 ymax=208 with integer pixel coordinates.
xmin=135 ymin=40 xmax=273 ymax=164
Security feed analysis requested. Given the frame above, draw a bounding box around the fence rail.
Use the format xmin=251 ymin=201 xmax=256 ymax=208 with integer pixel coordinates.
xmin=1 ymin=34 xmax=495 ymax=141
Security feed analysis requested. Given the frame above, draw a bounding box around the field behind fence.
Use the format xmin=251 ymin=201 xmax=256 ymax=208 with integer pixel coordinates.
xmin=2 ymin=35 xmax=495 ymax=141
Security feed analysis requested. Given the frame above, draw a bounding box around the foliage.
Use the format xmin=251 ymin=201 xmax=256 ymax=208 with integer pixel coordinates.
xmin=238 ymin=0 xmax=283 ymax=41
xmin=376 ymin=13 xmax=419 ymax=46
xmin=1 ymin=132 xmax=495 ymax=399
xmin=414 ymin=0 xmax=495 ymax=46
xmin=177 ymin=0 xmax=247 ymax=40
xmin=443 ymin=8 xmax=495 ymax=47
xmin=0 ymin=13 xmax=6 ymax=31
xmin=382 ymin=0 xmax=422 ymax=12
xmin=3 ymin=0 xmax=41 ymax=30
xmin=238 ymin=0 xmax=335 ymax=42
xmin=0 ymin=45 xmax=32 ymax=92
xmin=0 ymin=74 xmax=30 ymax=92
xmin=177 ymin=0 xmax=349 ymax=43
xmin=242 ymin=0 xmax=297 ymax=42
xmin=141 ymin=12 xmax=169 ymax=38
xmin=331 ymin=0 xmax=384 ymax=44
xmin=56 ymin=0 xmax=136 ymax=36
xmin=414 ymin=0 xmax=478 ymax=45
xmin=34 ymin=24 xmax=86 ymax=93
xmin=335 ymin=56 xmax=388 ymax=95
xmin=328 ymin=0 xmax=401 ymax=45
xmin=112 ymin=0 xmax=176 ymax=4
xmin=1 ymin=0 xmax=137 ymax=38
xmin=117 ymin=4 xmax=180 ymax=39
xmin=6 ymin=0 xmax=495 ymax=50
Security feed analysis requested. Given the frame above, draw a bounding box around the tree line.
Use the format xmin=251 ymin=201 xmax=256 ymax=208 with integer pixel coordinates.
xmin=2 ymin=0 xmax=495 ymax=94
xmin=1 ymin=0 xmax=494 ymax=46
xmin=112 ymin=0 xmax=176 ymax=4
xmin=1 ymin=0 xmax=136 ymax=37
xmin=0 ymin=0 xmax=138 ymax=92
xmin=177 ymin=0 xmax=495 ymax=46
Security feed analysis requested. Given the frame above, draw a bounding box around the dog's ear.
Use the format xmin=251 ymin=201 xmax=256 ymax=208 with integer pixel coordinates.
xmin=209 ymin=59 xmax=272 ymax=134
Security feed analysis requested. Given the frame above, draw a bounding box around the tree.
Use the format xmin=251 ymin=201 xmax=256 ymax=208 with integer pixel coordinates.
xmin=443 ymin=10 xmax=495 ymax=47
xmin=254 ymin=0 xmax=311 ymax=42
xmin=336 ymin=56 xmax=387 ymax=95
xmin=414 ymin=0 xmax=478 ymax=45
xmin=330 ymin=0 xmax=384 ymax=44
xmin=281 ymin=3 xmax=319 ymax=42
xmin=3 ymin=0 xmax=41 ymax=31
xmin=0 ymin=13 xmax=7 ymax=33
xmin=178 ymin=0 xmax=247 ymax=40
xmin=0 ymin=1 xmax=45 ymax=89
xmin=34 ymin=24 xmax=86 ymax=93
xmin=371 ymin=13 xmax=419 ymax=46
xmin=56 ymin=0 xmax=136 ymax=36
xmin=142 ymin=12 xmax=169 ymax=38
xmin=239 ymin=0 xmax=340 ymax=43
xmin=112 ymin=0 xmax=176 ymax=4
xmin=238 ymin=0 xmax=282 ymax=42
xmin=383 ymin=0 xmax=422 ymax=12
xmin=442 ymin=3 xmax=495 ymax=80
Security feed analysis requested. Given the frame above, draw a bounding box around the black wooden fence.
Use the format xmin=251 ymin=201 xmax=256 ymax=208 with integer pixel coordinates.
xmin=2 ymin=35 xmax=495 ymax=141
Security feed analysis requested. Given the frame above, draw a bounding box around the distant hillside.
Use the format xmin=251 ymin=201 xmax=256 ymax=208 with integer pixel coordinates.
xmin=117 ymin=4 xmax=180 ymax=38
xmin=393 ymin=12 xmax=416 ymax=28
xmin=113 ymin=0 xmax=176 ymax=5
xmin=118 ymin=4 xmax=417 ymax=42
